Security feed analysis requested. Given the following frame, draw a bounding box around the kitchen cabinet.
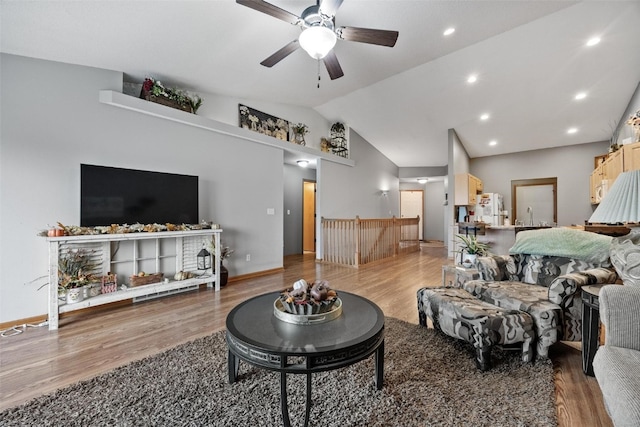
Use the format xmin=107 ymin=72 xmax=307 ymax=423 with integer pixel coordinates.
xmin=590 ymin=165 xmax=607 ymax=204
xmin=604 ymin=148 xmax=624 ymax=186
xmin=590 ymin=142 xmax=640 ymax=204
xmin=454 ymin=173 xmax=483 ymax=205
xmin=623 ymin=142 xmax=640 ymax=171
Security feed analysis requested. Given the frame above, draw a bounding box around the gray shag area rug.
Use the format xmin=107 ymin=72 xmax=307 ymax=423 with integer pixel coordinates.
xmin=0 ymin=317 xmax=557 ymax=426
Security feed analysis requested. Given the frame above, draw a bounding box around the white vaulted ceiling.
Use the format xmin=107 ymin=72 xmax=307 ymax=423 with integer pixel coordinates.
xmin=2 ymin=1 xmax=639 ymax=167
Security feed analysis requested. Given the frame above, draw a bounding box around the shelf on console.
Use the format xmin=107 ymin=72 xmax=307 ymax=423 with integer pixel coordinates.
xmin=47 ymin=228 xmax=222 ymax=330
xmin=58 ymin=275 xmax=213 ymax=313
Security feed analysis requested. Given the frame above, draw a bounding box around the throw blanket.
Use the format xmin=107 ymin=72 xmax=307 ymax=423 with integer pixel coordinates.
xmin=509 ymin=228 xmax=612 ymax=264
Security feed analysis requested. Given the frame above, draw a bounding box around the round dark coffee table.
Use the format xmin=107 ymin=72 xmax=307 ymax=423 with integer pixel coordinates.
xmin=226 ymin=291 xmax=385 ymax=427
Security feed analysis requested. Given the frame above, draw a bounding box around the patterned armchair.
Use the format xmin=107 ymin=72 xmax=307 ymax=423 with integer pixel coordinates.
xmin=461 ymin=228 xmax=618 ymax=357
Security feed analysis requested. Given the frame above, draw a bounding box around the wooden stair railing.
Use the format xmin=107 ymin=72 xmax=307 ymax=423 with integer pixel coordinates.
xmin=321 ymin=216 xmax=420 ymax=267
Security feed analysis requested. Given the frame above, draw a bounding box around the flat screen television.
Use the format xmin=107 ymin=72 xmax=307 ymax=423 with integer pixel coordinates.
xmin=80 ymin=164 xmax=199 ymax=226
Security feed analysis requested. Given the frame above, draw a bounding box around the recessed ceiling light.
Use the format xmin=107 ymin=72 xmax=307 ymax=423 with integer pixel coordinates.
xmin=586 ymin=37 xmax=601 ymax=47
xmin=467 ymin=75 xmax=477 ymax=84
xmin=567 ymin=127 xmax=578 ymax=134
xmin=575 ymin=92 xmax=587 ymax=100
xmin=443 ymin=28 xmax=455 ymax=36
xmin=489 ymin=140 xmax=497 ymax=146
xmin=480 ymin=113 xmax=490 ymax=121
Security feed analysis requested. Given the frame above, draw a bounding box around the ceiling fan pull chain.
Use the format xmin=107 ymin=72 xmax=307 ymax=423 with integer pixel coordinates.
xmin=317 ymin=59 xmax=321 ymax=88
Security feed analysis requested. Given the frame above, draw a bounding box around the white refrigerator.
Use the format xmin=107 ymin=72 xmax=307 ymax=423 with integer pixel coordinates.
xmin=475 ymin=193 xmax=504 ymax=225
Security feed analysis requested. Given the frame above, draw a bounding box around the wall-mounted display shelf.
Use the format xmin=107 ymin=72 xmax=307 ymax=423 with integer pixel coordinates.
xmin=47 ymin=229 xmax=222 ymax=330
xmin=98 ymin=90 xmax=354 ymax=167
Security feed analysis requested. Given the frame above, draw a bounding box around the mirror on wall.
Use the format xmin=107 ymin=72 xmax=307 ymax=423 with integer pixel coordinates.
xmin=511 ymin=177 xmax=557 ymax=226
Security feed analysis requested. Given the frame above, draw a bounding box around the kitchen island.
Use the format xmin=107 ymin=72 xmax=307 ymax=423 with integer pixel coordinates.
xmin=454 ymin=224 xmax=553 ymax=256
xmin=477 ymin=225 xmax=517 ymax=256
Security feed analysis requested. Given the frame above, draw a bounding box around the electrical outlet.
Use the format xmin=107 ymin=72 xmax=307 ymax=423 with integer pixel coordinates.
xmin=246 ymin=254 xmax=251 ymax=262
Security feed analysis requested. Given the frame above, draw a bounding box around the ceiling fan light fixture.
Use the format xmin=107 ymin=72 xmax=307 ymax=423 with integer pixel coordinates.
xmin=299 ymin=26 xmax=337 ymax=59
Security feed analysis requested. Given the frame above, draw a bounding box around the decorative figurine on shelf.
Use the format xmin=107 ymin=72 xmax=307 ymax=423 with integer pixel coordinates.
xmin=320 ymin=137 xmax=333 ymax=152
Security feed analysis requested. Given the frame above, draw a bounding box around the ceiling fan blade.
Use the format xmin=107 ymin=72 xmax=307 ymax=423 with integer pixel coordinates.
xmin=323 ymin=51 xmax=344 ymax=80
xmin=236 ymin=0 xmax=300 ymax=25
xmin=260 ymin=40 xmax=300 ymax=67
xmin=337 ymin=26 xmax=399 ymax=47
xmin=319 ymin=0 xmax=344 ymax=17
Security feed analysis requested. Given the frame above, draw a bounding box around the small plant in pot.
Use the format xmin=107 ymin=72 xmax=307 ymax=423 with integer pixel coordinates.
xmin=455 ymin=234 xmax=490 ymax=267
xmin=58 ymin=248 xmax=99 ymax=303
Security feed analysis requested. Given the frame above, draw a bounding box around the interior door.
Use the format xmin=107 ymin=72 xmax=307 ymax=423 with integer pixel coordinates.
xmin=303 ymin=181 xmax=316 ymax=252
xmin=400 ymin=190 xmax=424 ymax=240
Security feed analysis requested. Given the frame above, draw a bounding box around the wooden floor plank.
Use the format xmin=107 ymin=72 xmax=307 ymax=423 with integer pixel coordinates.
xmin=0 ymin=248 xmax=612 ymax=426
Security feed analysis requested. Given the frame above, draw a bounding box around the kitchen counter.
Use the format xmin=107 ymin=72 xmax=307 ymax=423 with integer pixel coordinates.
xmin=485 ymin=225 xmax=515 ymax=230
xmin=453 ymin=223 xmax=554 ymax=257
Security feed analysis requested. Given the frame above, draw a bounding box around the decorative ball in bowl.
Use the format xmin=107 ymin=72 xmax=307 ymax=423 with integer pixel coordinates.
xmin=279 ymin=279 xmax=338 ymax=315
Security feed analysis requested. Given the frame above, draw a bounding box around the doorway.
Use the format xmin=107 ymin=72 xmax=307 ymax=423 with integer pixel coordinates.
xmin=400 ymin=190 xmax=424 ymax=241
xmin=511 ymin=177 xmax=557 ymax=225
xmin=303 ymin=180 xmax=316 ymax=253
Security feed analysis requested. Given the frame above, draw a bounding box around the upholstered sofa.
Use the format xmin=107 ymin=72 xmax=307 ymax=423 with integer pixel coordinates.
xmin=593 ymin=230 xmax=640 ymax=426
xmin=461 ymin=228 xmax=617 ymax=358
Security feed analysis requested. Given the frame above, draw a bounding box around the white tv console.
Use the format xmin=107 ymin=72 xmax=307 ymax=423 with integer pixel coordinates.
xmin=47 ymin=229 xmax=222 ymax=330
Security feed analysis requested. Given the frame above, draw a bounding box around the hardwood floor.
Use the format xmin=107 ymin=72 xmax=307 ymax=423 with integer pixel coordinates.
xmin=0 ymin=248 xmax=612 ymax=426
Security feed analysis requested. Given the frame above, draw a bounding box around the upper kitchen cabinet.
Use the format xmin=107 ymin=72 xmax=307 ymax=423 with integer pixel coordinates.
xmin=454 ymin=173 xmax=483 ymax=205
xmin=590 ymin=142 xmax=640 ymax=204
xmin=604 ymin=148 xmax=624 ymax=186
xmin=623 ymin=142 xmax=640 ymax=171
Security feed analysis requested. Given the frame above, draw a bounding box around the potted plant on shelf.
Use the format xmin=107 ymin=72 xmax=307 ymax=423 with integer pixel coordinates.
xmin=140 ymin=77 xmax=203 ymax=114
xmin=58 ymin=248 xmax=99 ymax=304
xmin=455 ymin=234 xmax=490 ymax=267
xmin=292 ymin=123 xmax=308 ymax=146
xmin=627 ymin=109 xmax=640 ymax=143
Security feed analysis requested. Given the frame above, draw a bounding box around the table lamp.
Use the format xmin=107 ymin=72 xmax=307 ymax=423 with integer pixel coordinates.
xmin=588 ymin=170 xmax=640 ymax=286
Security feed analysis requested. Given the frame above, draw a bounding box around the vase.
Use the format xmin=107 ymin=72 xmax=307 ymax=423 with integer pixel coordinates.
xmin=294 ymin=133 xmax=306 ymax=146
xmin=66 ymin=287 xmax=84 ymax=304
xmin=214 ymin=261 xmax=229 ymax=287
xmin=86 ymin=283 xmax=101 ymax=298
xmin=461 ymin=253 xmax=477 ymax=268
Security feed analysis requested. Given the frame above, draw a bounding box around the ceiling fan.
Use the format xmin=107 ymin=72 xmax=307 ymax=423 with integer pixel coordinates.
xmin=236 ymin=0 xmax=399 ymax=80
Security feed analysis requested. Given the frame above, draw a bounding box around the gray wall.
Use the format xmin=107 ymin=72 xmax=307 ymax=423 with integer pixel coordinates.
xmin=283 ymin=164 xmax=316 ymax=256
xmin=446 ymin=129 xmax=468 ymax=256
xmin=470 ymin=141 xmax=609 ymax=227
xmin=0 ymin=54 xmax=401 ymax=323
xmin=318 ymin=129 xmax=400 ymax=219
xmin=614 ymin=81 xmax=640 ymax=146
xmin=316 ymin=129 xmax=400 ymax=258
